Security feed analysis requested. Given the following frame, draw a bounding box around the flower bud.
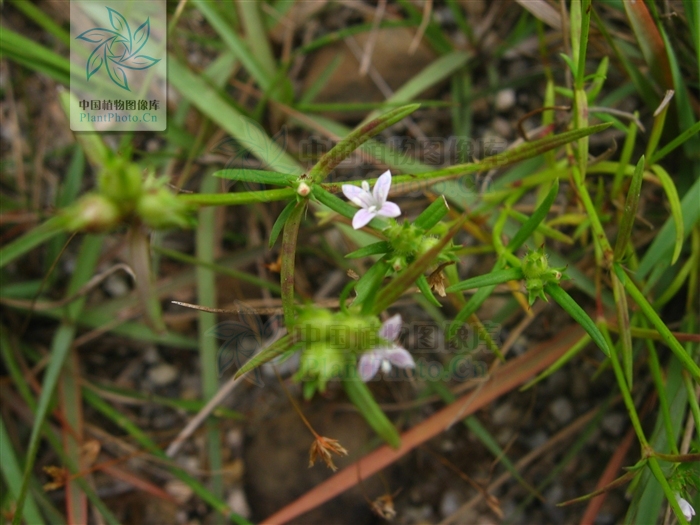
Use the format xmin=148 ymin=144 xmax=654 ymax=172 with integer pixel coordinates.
xmin=63 ymin=194 xmax=122 ymax=232
xmin=136 ymin=189 xmax=195 ymax=230
xmin=296 ymin=342 xmax=346 ymax=393
xmin=98 ymin=158 xmax=143 ymax=208
xmin=297 ymin=182 xmax=311 ymax=197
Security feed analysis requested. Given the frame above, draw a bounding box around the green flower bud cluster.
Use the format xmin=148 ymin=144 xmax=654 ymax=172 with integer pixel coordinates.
xmin=521 ymin=246 xmax=567 ymax=305
xmin=384 ymin=221 xmax=457 ymax=273
xmin=294 ymin=307 xmax=380 ymax=396
xmin=62 ymin=156 xmax=195 ymax=233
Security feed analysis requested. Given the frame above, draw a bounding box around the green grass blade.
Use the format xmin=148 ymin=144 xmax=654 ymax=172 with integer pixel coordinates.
xmin=636 ymin=175 xmax=700 ymax=281
xmin=269 ymin=200 xmax=297 ymax=248
xmin=346 ymin=241 xmax=392 ymax=259
xmin=649 ymin=164 xmax=684 ymax=265
xmin=413 ymin=195 xmax=450 ymax=231
xmin=213 ymin=169 xmax=297 ymax=186
xmin=544 ymin=283 xmax=611 ymax=357
xmin=447 ymin=268 xmax=524 ymax=293
xmin=613 ymin=263 xmax=700 ymax=381
xmin=416 ymin=274 xmax=442 ymax=307
xmin=308 ymin=104 xmax=420 ymax=183
xmin=168 ymin=57 xmax=301 ymax=174
xmin=343 ymin=378 xmax=401 ymax=448
xmin=196 ymin=175 xmax=225 ymax=507
xmin=0 ymin=216 xmax=66 ymax=270
xmin=507 ymin=179 xmax=560 ymax=251
xmin=0 ymin=415 xmax=45 ymax=525
xmin=614 ymin=156 xmax=645 ymax=261
xmin=12 ymin=235 xmax=103 ymax=525
xmin=180 ymin=188 xmax=296 ymax=207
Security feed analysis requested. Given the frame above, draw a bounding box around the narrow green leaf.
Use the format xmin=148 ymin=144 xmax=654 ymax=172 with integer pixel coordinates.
xmin=354 ymin=258 xmax=391 ymax=307
xmin=0 ymin=216 xmax=65 ymax=270
xmin=414 ymin=195 xmax=449 ymax=231
xmin=650 ymin=120 xmax=700 ymax=164
xmin=234 ymin=335 xmax=295 ymax=379
xmin=508 ymin=179 xmax=560 ymax=251
xmin=12 ymin=235 xmax=103 ymax=525
xmin=213 ymin=169 xmax=297 ymax=186
xmin=343 ymin=378 xmax=401 ymax=448
xmin=446 ymin=268 xmax=525 ymax=293
xmin=0 ymin=415 xmax=45 ymax=525
xmin=614 ymin=156 xmax=645 ymax=261
xmin=613 ymin=264 xmax=700 ymax=381
xmin=308 ymin=104 xmax=420 ymax=183
xmin=649 ymin=164 xmax=684 ymax=265
xmin=346 ymin=241 xmax=392 ymax=259
xmin=269 ymin=200 xmax=297 ymax=248
xmin=169 ymin=57 xmax=302 ymax=174
xmin=179 ymin=187 xmax=296 ymax=207
xmin=416 ymin=274 xmax=442 ymax=307
xmin=544 ymin=283 xmax=611 ymax=357
xmin=390 ymin=125 xmax=611 ymax=189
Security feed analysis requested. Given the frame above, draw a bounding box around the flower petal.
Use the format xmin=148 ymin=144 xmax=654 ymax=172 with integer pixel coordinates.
xmin=372 ymin=170 xmax=392 ymax=203
xmin=358 ymin=353 xmax=381 ymax=381
xmin=342 ymin=184 xmax=374 ymax=208
xmin=676 ymin=495 xmax=696 ymax=521
xmin=377 ymin=201 xmax=401 ymax=218
xmin=379 ymin=314 xmax=402 ymax=341
xmin=352 ymin=208 xmax=375 ymax=229
xmin=385 ymin=347 xmax=415 ymax=369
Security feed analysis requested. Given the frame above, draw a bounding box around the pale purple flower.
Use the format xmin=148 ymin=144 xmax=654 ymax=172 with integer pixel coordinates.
xmin=342 ymin=170 xmax=401 ymax=229
xmin=358 ymin=314 xmax=415 ymax=381
xmin=676 ymin=493 xmax=696 ymax=522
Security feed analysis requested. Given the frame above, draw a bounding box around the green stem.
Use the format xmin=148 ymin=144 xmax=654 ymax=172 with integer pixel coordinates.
xmin=281 ymin=202 xmax=306 ymax=327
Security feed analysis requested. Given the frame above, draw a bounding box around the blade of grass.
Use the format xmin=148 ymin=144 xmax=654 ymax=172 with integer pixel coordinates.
xmin=613 ymin=264 xmax=700 ymax=381
xmin=58 ymin=348 xmax=88 ymax=525
xmin=12 ymin=234 xmax=103 ymax=525
xmin=82 ymin=389 xmax=252 ymax=525
xmin=309 ymin=104 xmax=420 ymax=183
xmin=0 ymin=415 xmax=45 ymax=525
xmin=636 ymin=175 xmax=700 ymax=282
xmin=197 ymin=175 xmax=225 ymax=514
xmin=168 ymin=57 xmax=302 ymax=175
xmin=0 ymin=216 xmax=66 ymax=270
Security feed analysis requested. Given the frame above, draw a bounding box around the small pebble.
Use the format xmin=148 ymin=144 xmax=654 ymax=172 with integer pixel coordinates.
xmin=227 ymin=488 xmax=251 ymax=518
xmin=143 ymin=346 xmax=160 ymax=365
xmin=526 ymin=430 xmax=549 ymax=450
xmin=103 ymin=273 xmax=130 ymax=297
xmin=492 ymin=402 xmax=518 ymax=426
xmin=439 ymin=490 xmax=462 ymax=518
xmin=602 ymin=413 xmax=627 ymax=436
xmin=165 ymin=479 xmax=193 ymax=504
xmin=148 ymin=362 xmax=178 ymax=386
xmin=492 ymin=117 xmax=512 ymax=138
xmin=495 ymin=89 xmax=516 ymax=112
xmin=550 ymin=397 xmax=574 ymax=424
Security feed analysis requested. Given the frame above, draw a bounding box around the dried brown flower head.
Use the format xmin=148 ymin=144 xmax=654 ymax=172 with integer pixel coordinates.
xmin=43 ymin=466 xmax=69 ymax=491
xmin=308 ymin=435 xmax=348 ymax=471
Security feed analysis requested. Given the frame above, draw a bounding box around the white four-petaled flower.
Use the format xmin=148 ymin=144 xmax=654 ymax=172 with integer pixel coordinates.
xmin=675 ymin=493 xmax=696 ymax=522
xmin=358 ymin=314 xmax=415 ymax=381
xmin=342 ymin=170 xmax=401 ymax=229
